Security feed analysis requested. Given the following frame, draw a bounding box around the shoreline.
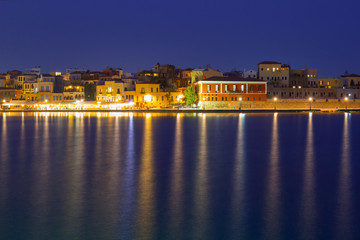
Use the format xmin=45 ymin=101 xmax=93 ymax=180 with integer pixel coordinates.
xmin=1 ymin=108 xmax=359 ymax=113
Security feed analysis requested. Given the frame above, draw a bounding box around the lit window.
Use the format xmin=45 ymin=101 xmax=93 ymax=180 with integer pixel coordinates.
xmin=241 ymin=85 xmax=244 ymax=92
xmin=233 ymin=85 xmax=236 ymax=91
xmin=267 ymin=68 xmax=270 ymax=71
xmin=207 ymin=85 xmax=210 ymax=92
xmin=215 ymin=85 xmax=219 ymax=91
xmin=225 ymin=85 xmax=228 ymax=91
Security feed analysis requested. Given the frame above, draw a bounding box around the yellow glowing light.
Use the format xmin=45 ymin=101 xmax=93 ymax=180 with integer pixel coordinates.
xmin=345 ymin=97 xmax=348 ymax=101
xmin=239 ymin=97 xmax=242 ymax=101
xmin=2 ymin=100 xmax=5 ymax=103
xmin=274 ymin=97 xmax=277 ymax=101
xmin=45 ymin=99 xmax=48 ymax=103
xmin=178 ymin=94 xmax=184 ymax=100
xmin=146 ymin=113 xmax=151 ymax=118
xmin=309 ymin=97 xmax=313 ymax=101
xmin=97 ymin=101 xmax=101 ymax=104
xmin=144 ymin=95 xmax=152 ymax=102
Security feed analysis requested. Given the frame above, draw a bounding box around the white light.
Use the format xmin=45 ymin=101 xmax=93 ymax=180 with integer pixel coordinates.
xmin=144 ymin=95 xmax=152 ymax=102
xmin=274 ymin=97 xmax=277 ymax=101
xmin=309 ymin=97 xmax=313 ymax=101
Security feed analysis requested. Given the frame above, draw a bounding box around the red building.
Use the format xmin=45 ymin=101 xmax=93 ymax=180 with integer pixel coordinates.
xmin=195 ymin=76 xmax=267 ymax=102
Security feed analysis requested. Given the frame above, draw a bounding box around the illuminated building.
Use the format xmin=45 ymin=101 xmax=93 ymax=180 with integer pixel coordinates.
xmin=96 ymin=80 xmax=125 ymax=103
xmin=258 ymin=61 xmax=290 ymax=87
xmin=195 ymin=76 xmax=267 ymax=102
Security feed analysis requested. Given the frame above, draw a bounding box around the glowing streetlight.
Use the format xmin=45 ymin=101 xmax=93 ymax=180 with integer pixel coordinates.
xmin=309 ymin=97 xmax=313 ymax=111
xmin=345 ymin=97 xmax=348 ymax=110
xmin=2 ymin=99 xmax=5 ymax=103
xmin=274 ymin=97 xmax=278 ymax=110
xmin=144 ymin=94 xmax=152 ymax=102
xmin=239 ymin=97 xmax=242 ymax=110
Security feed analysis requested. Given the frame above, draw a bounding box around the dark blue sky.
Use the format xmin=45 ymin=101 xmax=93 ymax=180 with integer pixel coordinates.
xmin=0 ymin=0 xmax=359 ymax=77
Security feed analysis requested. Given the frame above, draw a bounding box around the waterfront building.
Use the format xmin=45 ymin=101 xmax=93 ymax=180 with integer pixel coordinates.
xmin=23 ymin=92 xmax=38 ymax=102
xmin=290 ymin=68 xmax=318 ymax=88
xmin=195 ymin=76 xmax=267 ymax=103
xmin=39 ymin=74 xmax=55 ymax=83
xmin=244 ymin=70 xmax=257 ymax=78
xmin=268 ymin=85 xmax=337 ymax=99
xmin=0 ymin=88 xmax=16 ymax=102
xmin=125 ymin=82 xmax=183 ymax=107
xmin=341 ymin=74 xmax=360 ymax=89
xmin=84 ymin=82 xmax=97 ymax=101
xmin=14 ymin=74 xmax=37 ymax=89
xmin=175 ymin=68 xmax=192 ymax=90
xmin=96 ymin=80 xmax=125 ymax=103
xmin=318 ymin=78 xmax=343 ymax=88
xmin=24 ymin=66 xmax=41 ymax=76
xmin=258 ymin=61 xmax=290 ymax=87
xmin=63 ymin=85 xmax=84 ymax=101
xmin=191 ymin=68 xmax=223 ymax=84
xmin=122 ymin=77 xmax=136 ymax=91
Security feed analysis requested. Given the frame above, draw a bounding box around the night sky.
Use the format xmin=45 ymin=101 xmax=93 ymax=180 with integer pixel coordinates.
xmin=0 ymin=0 xmax=359 ymax=77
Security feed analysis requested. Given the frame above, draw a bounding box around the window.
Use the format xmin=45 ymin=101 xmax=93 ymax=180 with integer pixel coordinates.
xmin=253 ymin=97 xmax=255 ymax=101
xmin=241 ymin=85 xmax=244 ymax=92
xmin=46 ymin=86 xmax=49 ymax=91
xmin=222 ymin=97 xmax=224 ymax=101
xmin=233 ymin=85 xmax=236 ymax=91
xmin=215 ymin=85 xmax=219 ymax=91
xmin=259 ymin=97 xmax=261 ymax=101
xmin=41 ymin=86 xmax=44 ymax=92
xmin=258 ymin=85 xmax=262 ymax=92
xmin=225 ymin=85 xmax=228 ymax=91
xmin=151 ymin=88 xmax=153 ymax=92
xmin=250 ymin=85 xmax=254 ymax=92
xmin=207 ymin=85 xmax=210 ymax=92
xmin=156 ymin=88 xmax=159 ymax=92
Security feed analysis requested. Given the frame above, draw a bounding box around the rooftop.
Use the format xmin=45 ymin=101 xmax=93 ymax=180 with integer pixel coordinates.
xmin=258 ymin=61 xmax=281 ymax=65
xmin=201 ymin=76 xmax=266 ymax=82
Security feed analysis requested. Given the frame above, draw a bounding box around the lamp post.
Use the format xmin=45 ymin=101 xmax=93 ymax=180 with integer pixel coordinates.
xmin=239 ymin=97 xmax=242 ymax=110
xmin=273 ymin=97 xmax=277 ymax=110
xmin=309 ymin=97 xmax=313 ymax=111
xmin=345 ymin=97 xmax=348 ymax=110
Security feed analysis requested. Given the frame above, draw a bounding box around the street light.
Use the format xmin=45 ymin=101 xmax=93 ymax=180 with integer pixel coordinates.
xmin=309 ymin=97 xmax=313 ymax=111
xmin=345 ymin=97 xmax=348 ymax=110
xmin=239 ymin=97 xmax=242 ymax=110
xmin=274 ymin=97 xmax=277 ymax=110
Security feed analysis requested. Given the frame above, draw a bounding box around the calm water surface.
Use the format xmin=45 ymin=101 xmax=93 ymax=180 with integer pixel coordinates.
xmin=0 ymin=112 xmax=360 ymax=240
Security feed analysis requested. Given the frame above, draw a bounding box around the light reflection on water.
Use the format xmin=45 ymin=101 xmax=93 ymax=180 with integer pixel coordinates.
xmin=335 ymin=113 xmax=353 ymax=238
xmin=193 ymin=113 xmax=209 ymax=239
xmin=0 ymin=112 xmax=359 ymax=240
xmin=263 ymin=113 xmax=281 ymax=239
xmin=300 ymin=112 xmax=316 ymax=238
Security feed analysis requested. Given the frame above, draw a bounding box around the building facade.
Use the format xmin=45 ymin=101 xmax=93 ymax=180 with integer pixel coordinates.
xmin=195 ymin=77 xmax=267 ymax=102
xmin=258 ymin=61 xmax=290 ymax=87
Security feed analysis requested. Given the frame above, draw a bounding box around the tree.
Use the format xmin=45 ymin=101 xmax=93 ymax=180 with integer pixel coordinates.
xmin=184 ymin=87 xmax=197 ymax=105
